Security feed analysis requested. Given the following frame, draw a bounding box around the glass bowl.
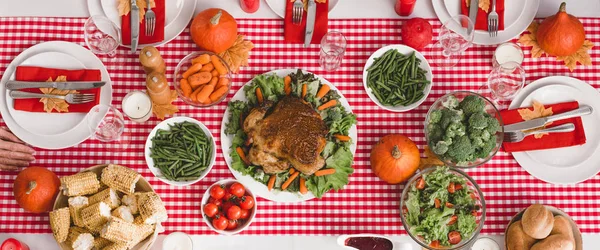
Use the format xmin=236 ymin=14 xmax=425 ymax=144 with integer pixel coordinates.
xmin=400 ymin=167 xmax=486 ymax=250
xmin=173 ymin=51 xmax=232 ymax=107
xmin=424 ymin=91 xmax=504 ymax=168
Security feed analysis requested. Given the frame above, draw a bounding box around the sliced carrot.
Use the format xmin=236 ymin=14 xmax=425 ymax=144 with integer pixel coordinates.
xmin=182 ymin=63 xmax=203 ymax=79
xmin=217 ymin=77 xmax=230 ymax=88
xmin=284 ymin=76 xmax=292 ymax=95
xmin=191 ymin=54 xmax=211 ymax=65
xmin=200 ymin=63 xmax=214 ymax=72
xmin=267 ymin=175 xmax=276 ymax=191
xmin=211 ymin=69 xmax=219 ymax=77
xmin=256 ymin=87 xmax=264 ymax=104
xmin=197 ymin=84 xmax=215 ymax=104
xmin=188 ymin=71 xmax=212 ymax=88
xmin=301 ymin=84 xmax=307 ymax=98
xmin=299 ymin=177 xmax=308 ymax=195
xmin=314 ymin=168 xmax=336 ymax=177
xmin=289 ymin=168 xmax=296 ymax=174
xmin=281 ymin=172 xmax=299 ymax=190
xmin=180 ymin=78 xmax=192 ymax=98
xmin=209 ymin=85 xmax=228 ymax=102
xmin=316 ymin=84 xmax=331 ymax=98
xmin=211 ymin=55 xmax=228 ymax=75
xmin=208 ymin=76 xmax=218 ymax=87
xmin=334 ymin=134 xmax=351 ymax=142
xmin=190 ymin=85 xmax=204 ymax=102
xmin=236 ymin=147 xmax=250 ymax=165
xmin=317 ymin=100 xmax=337 ymax=110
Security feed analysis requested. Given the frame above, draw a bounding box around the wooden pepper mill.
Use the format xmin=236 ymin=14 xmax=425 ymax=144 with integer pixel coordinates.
xmin=145 ymin=72 xmax=171 ymax=105
xmin=139 ymin=46 xmax=178 ymax=120
xmin=139 ymin=46 xmax=166 ymax=74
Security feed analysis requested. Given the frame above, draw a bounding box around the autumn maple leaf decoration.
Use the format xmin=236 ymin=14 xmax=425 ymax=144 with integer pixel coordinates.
xmin=40 ymin=76 xmax=77 ymax=113
xmin=517 ymin=100 xmax=553 ymax=139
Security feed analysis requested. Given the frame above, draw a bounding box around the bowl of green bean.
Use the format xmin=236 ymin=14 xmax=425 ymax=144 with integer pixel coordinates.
xmin=363 ymin=44 xmax=433 ymax=112
xmin=144 ymin=116 xmax=216 ymax=186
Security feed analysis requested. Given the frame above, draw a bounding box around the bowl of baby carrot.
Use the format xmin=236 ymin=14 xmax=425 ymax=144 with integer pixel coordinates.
xmin=173 ymin=51 xmax=232 ymax=107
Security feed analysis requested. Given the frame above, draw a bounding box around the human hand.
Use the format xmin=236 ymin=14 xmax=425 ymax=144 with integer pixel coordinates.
xmin=0 ymin=128 xmax=35 ymax=170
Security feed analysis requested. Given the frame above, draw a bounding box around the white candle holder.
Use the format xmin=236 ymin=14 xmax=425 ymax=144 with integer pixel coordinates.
xmin=121 ymin=91 xmax=152 ymax=123
xmin=493 ymin=42 xmax=524 ymax=68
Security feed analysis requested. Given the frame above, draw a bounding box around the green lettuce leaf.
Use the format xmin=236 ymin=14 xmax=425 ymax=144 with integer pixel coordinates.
xmin=225 ymin=101 xmax=249 ymax=135
xmin=306 ymin=146 xmax=354 ymax=198
xmin=244 ymin=74 xmax=285 ymax=105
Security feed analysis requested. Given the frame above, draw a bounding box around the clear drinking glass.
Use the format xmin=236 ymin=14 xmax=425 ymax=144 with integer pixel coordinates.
xmin=319 ymin=31 xmax=347 ymax=72
xmin=86 ymin=104 xmax=125 ymax=142
xmin=479 ymin=61 xmax=526 ymax=108
xmin=429 ymin=15 xmax=475 ymax=68
xmin=83 ymin=16 xmax=121 ymax=58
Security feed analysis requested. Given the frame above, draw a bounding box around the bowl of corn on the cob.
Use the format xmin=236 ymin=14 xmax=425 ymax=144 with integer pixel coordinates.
xmin=50 ymin=164 xmax=168 ymax=250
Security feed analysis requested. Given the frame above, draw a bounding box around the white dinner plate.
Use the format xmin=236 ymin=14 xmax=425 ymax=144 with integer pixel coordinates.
xmin=509 ymin=76 xmax=600 ymax=184
xmin=432 ymin=0 xmax=540 ymax=45
xmin=265 ymin=0 xmax=339 ymax=18
xmin=0 ymin=41 xmax=113 ymax=149
xmin=220 ymin=69 xmax=358 ymax=203
xmin=87 ymin=0 xmax=196 ymax=48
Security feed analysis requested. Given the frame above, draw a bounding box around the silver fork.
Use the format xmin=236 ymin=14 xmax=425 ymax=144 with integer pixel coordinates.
xmin=488 ymin=0 xmax=498 ymax=37
xmin=9 ymin=90 xmax=96 ymax=104
xmin=503 ymin=123 xmax=575 ymax=143
xmin=292 ymin=0 xmax=304 ymax=25
xmin=145 ymin=0 xmax=156 ymax=36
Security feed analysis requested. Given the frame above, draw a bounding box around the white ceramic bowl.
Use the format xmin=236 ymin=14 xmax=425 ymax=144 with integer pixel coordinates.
xmin=201 ymin=179 xmax=257 ymax=235
xmin=362 ymin=44 xmax=433 ymax=112
xmin=144 ymin=116 xmax=216 ymax=187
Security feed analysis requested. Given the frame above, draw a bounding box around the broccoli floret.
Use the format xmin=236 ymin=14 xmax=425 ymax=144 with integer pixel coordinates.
xmin=446 ymin=122 xmax=466 ymax=138
xmin=429 ymin=110 xmax=442 ymax=124
xmin=468 ymin=112 xmax=488 ymax=129
xmin=432 ymin=141 xmax=450 ymax=155
xmin=427 ymin=123 xmax=443 ymax=142
xmin=474 ymin=135 xmax=497 ymax=158
xmin=440 ymin=108 xmax=464 ymax=129
xmin=485 ymin=115 xmax=501 ymax=134
xmin=442 ymin=134 xmax=454 ymax=145
xmin=441 ymin=95 xmax=460 ymax=109
xmin=459 ymin=95 xmax=486 ymax=116
xmin=471 ymin=137 xmax=485 ymax=148
xmin=446 ymin=136 xmax=474 ymax=162
xmin=469 ymin=128 xmax=491 ymax=142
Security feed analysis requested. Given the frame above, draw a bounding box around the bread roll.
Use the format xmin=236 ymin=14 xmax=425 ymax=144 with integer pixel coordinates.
xmin=522 ymin=204 xmax=554 ymax=239
xmin=507 ymin=220 xmax=537 ymax=250
xmin=139 ymin=46 xmax=166 ymax=74
xmin=531 ymin=234 xmax=574 ymax=250
xmin=551 ymin=216 xmax=575 ymax=250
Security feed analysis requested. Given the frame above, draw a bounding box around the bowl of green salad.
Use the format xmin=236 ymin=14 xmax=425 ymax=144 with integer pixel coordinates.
xmin=424 ymin=91 xmax=503 ymax=168
xmin=400 ymin=166 xmax=486 ymax=249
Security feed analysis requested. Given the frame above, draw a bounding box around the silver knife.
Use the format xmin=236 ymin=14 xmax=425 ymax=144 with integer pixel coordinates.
xmin=504 ymin=105 xmax=593 ymax=132
xmin=468 ymin=0 xmax=479 ymax=34
xmin=304 ymin=0 xmax=317 ymax=48
xmin=6 ymin=80 xmax=106 ymax=90
xmin=130 ymin=0 xmax=140 ymax=52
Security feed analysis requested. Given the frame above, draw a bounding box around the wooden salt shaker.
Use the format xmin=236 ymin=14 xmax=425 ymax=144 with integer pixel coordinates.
xmin=139 ymin=46 xmax=166 ymax=74
xmin=146 ymin=72 xmax=171 ymax=105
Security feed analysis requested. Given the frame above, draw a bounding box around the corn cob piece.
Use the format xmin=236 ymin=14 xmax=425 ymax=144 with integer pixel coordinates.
xmin=49 ymin=207 xmax=70 ymax=243
xmin=100 ymin=164 xmax=140 ymax=194
xmin=81 ymin=201 xmax=111 ymax=231
xmin=121 ymin=194 xmax=139 ymax=215
xmin=111 ymin=206 xmax=134 ymax=223
xmin=137 ymin=192 xmax=168 ymax=224
xmin=101 ymin=243 xmax=128 ymax=250
xmin=100 ymin=217 xmax=137 ymax=244
xmin=93 ymin=237 xmax=112 ymax=250
xmin=127 ymin=216 xmax=156 ymax=248
xmin=67 ymin=227 xmax=94 ymax=250
xmin=68 ymin=196 xmax=89 ymax=227
xmin=60 ymin=171 xmax=101 ymax=196
xmin=88 ymin=188 xmax=121 ymax=209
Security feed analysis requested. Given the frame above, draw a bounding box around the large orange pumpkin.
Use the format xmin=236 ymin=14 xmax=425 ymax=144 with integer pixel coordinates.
xmin=190 ymin=8 xmax=238 ymax=54
xmin=13 ymin=167 xmax=60 ymax=213
xmin=536 ymin=2 xmax=585 ymax=56
xmin=370 ymin=134 xmax=420 ymax=184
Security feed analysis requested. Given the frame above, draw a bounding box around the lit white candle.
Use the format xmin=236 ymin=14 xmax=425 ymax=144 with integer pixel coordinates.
xmin=471 ymin=237 xmax=500 ymax=250
xmin=121 ymin=91 xmax=152 ymax=123
xmin=493 ymin=43 xmax=524 ymax=68
xmin=162 ymin=232 xmax=193 ymax=250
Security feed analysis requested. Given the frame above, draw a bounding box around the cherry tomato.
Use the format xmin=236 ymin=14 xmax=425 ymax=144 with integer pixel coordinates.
xmin=227 ymin=205 xmax=242 ymax=220
xmin=223 ymin=190 xmax=235 ymax=202
xmin=445 ymin=202 xmax=454 ymax=208
xmin=447 ymin=215 xmax=458 ymax=225
xmin=222 ymin=202 xmax=234 ymax=214
xmin=212 ymin=216 xmax=228 ymax=230
xmin=455 ymin=183 xmax=463 ymax=190
xmin=416 ymin=177 xmax=425 ymax=190
xmin=229 ymin=182 xmax=246 ymax=198
xmin=434 ymin=198 xmax=441 ymax=209
xmin=447 ymin=182 xmax=456 ymax=194
xmin=208 ymin=197 xmax=222 ymax=206
xmin=401 ymin=206 xmax=408 ymax=215
xmin=240 ymin=209 xmax=250 ymax=219
xmin=227 ymin=219 xmax=239 ymax=230
xmin=471 ymin=210 xmax=478 ymax=217
xmin=210 ymin=185 xmax=225 ymax=200
xmin=448 ymin=231 xmax=462 ymax=245
xmin=203 ymin=203 xmax=219 ymax=218
xmin=470 ymin=192 xmax=477 ymax=200
xmin=429 ymin=240 xmax=440 ymax=248
xmin=239 ymin=195 xmax=255 ymax=210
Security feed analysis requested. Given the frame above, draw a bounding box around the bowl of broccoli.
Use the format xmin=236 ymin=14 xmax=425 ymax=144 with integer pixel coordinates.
xmin=425 ymin=91 xmax=504 ymax=168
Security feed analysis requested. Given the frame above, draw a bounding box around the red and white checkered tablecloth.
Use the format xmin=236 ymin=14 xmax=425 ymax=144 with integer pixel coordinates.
xmin=0 ymin=17 xmax=599 ymax=236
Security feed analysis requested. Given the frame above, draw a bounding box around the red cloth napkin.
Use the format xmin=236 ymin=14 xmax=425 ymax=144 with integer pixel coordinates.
xmin=501 ymin=101 xmax=586 ymax=152
xmin=13 ymin=66 xmax=102 ymax=113
xmin=460 ymin=0 xmax=505 ymax=31
xmin=284 ymin=1 xmax=328 ymax=44
xmin=121 ymin=0 xmax=165 ymax=45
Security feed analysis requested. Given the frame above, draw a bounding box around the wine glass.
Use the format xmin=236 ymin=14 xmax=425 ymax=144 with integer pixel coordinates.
xmin=83 ymin=16 xmax=121 ymax=60
xmin=86 ymin=104 xmax=125 ymax=142
xmin=478 ymin=61 xmax=526 ymax=109
xmin=428 ymin=15 xmax=475 ymax=68
xmin=319 ymin=31 xmax=347 ymax=72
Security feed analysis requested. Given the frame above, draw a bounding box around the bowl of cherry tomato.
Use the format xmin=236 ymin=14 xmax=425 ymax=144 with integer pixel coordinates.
xmin=201 ymin=179 xmax=257 ymax=235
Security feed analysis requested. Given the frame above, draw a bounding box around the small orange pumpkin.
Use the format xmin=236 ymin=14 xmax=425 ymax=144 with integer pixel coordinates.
xmin=536 ymin=2 xmax=585 ymax=56
xmin=370 ymin=134 xmax=420 ymax=184
xmin=13 ymin=167 xmax=60 ymax=213
xmin=190 ymin=8 xmax=238 ymax=54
